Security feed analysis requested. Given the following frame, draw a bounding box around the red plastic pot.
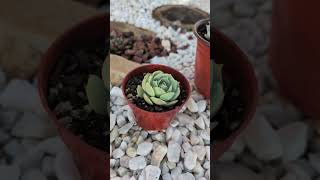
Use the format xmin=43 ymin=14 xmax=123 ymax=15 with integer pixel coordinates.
xmin=38 ymin=14 xmax=108 ymax=180
xmin=194 ymin=19 xmax=210 ymax=99
xmin=122 ymin=64 xmax=191 ymax=130
xmin=269 ymin=0 xmax=320 ymax=120
xmin=212 ymin=28 xmax=258 ymax=160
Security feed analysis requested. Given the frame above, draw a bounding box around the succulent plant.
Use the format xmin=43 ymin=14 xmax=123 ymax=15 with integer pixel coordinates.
xmin=204 ymin=22 xmax=210 ymax=40
xmin=85 ymin=54 xmax=109 ymax=115
xmin=211 ymin=60 xmax=225 ymax=116
xmin=137 ymin=70 xmax=180 ymax=107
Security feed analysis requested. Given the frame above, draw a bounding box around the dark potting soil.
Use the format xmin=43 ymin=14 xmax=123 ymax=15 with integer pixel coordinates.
xmin=110 ymin=30 xmax=177 ymax=63
xmin=47 ymin=46 xmax=108 ymax=152
xmin=125 ymin=74 xmax=187 ymax=112
xmin=212 ymin=73 xmax=246 ymax=141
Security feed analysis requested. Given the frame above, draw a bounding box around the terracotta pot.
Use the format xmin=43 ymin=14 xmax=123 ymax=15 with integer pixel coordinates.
xmin=269 ymin=0 xmax=320 ymax=120
xmin=122 ymin=64 xmax=191 ymax=130
xmin=194 ymin=19 xmax=210 ymax=99
xmin=37 ymin=14 xmax=108 ymax=180
xmin=212 ymin=28 xmax=258 ymax=160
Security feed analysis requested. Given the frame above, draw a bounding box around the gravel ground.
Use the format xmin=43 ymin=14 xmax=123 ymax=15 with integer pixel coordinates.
xmin=110 ymin=1 xmax=210 ymax=180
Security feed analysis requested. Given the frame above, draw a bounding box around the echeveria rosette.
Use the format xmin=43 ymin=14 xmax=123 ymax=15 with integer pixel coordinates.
xmin=211 ymin=60 xmax=225 ymax=116
xmin=137 ymin=70 xmax=180 ymax=107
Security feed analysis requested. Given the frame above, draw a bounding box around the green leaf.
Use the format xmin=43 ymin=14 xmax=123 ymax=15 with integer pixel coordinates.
xmin=154 ymin=87 xmax=166 ymax=97
xmin=142 ymin=73 xmax=150 ymax=92
xmin=151 ymin=80 xmax=158 ymax=87
xmin=85 ymin=75 xmax=107 ymax=115
xmin=145 ymin=82 xmax=155 ymax=97
xmin=164 ymin=100 xmax=178 ymax=107
xmin=137 ymin=85 xmax=144 ymax=98
xmin=160 ymin=92 xmax=175 ymax=101
xmin=170 ymin=77 xmax=178 ymax=91
xmin=153 ymin=72 xmax=166 ymax=80
xmin=150 ymin=97 xmax=167 ymax=106
xmin=143 ymin=93 xmax=153 ymax=105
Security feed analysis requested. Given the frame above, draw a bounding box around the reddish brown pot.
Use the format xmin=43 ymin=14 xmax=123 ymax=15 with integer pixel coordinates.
xmin=194 ymin=19 xmax=210 ymax=99
xmin=212 ymin=28 xmax=258 ymax=160
xmin=38 ymin=14 xmax=108 ymax=180
xmin=122 ymin=64 xmax=191 ymax=130
xmin=269 ymin=0 xmax=320 ymax=120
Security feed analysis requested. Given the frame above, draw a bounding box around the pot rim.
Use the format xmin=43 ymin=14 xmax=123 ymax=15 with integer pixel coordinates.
xmin=121 ymin=64 xmax=191 ymax=115
xmin=37 ymin=13 xmax=108 ymax=155
xmin=194 ymin=18 xmax=210 ymax=47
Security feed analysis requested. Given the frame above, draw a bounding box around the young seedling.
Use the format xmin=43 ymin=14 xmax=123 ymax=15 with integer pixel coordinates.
xmin=204 ymin=22 xmax=210 ymax=40
xmin=137 ymin=70 xmax=181 ymax=107
xmin=85 ymin=54 xmax=109 ymax=115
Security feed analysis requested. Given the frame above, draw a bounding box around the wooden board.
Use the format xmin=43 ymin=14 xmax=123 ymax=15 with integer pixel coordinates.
xmin=111 ymin=21 xmax=156 ymax=37
xmin=110 ymin=54 xmax=141 ymax=86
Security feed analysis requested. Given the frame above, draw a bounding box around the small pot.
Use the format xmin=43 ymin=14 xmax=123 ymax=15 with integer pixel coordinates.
xmin=269 ymin=0 xmax=320 ymax=120
xmin=38 ymin=14 xmax=108 ymax=180
xmin=212 ymin=28 xmax=258 ymax=160
xmin=194 ymin=18 xmax=210 ymax=99
xmin=122 ymin=64 xmax=191 ymax=130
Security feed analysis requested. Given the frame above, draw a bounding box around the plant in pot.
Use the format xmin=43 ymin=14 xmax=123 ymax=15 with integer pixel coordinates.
xmin=194 ymin=18 xmax=210 ymax=99
xmin=122 ymin=64 xmax=191 ymax=130
xmin=211 ymin=28 xmax=258 ymax=160
xmin=38 ymin=14 xmax=108 ymax=180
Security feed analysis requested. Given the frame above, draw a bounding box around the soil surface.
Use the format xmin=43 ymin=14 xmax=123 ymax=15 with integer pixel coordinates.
xmin=110 ymin=30 xmax=177 ymax=63
xmin=125 ymin=73 xmax=187 ymax=112
xmin=47 ymin=46 xmax=108 ymax=151
xmin=212 ymin=73 xmax=245 ymax=141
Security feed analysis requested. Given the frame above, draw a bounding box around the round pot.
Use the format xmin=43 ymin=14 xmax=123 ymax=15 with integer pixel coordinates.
xmin=212 ymin=28 xmax=258 ymax=160
xmin=194 ymin=19 xmax=210 ymax=99
xmin=269 ymin=0 xmax=320 ymax=120
xmin=38 ymin=14 xmax=108 ymax=180
xmin=122 ymin=64 xmax=191 ymax=130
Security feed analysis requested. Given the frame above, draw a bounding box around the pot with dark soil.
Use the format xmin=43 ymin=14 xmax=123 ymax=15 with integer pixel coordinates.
xmin=110 ymin=30 xmax=177 ymax=63
xmin=38 ymin=14 xmax=108 ymax=180
xmin=122 ymin=64 xmax=191 ymax=130
xmin=212 ymin=28 xmax=258 ymax=160
xmin=194 ymin=18 xmax=210 ymax=99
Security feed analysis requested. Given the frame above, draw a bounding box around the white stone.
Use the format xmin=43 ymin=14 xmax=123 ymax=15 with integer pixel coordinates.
xmin=11 ymin=112 xmax=55 ymax=139
xmin=194 ymin=116 xmax=205 ymax=130
xmin=278 ymin=122 xmax=308 ymax=161
xmin=21 ymin=169 xmax=47 ymax=180
xmin=177 ymin=173 xmax=195 ymax=180
xmin=41 ymin=156 xmax=55 ymax=177
xmin=0 ymin=79 xmax=45 ymax=116
xmin=184 ymin=151 xmax=197 ymax=170
xmin=126 ymin=147 xmax=137 ymax=157
xmin=144 ymin=165 xmax=161 ymax=180
xmin=151 ymin=144 xmax=167 ymax=167
xmin=137 ymin=142 xmax=153 ymax=156
xmin=192 ymin=146 xmax=206 ymax=161
xmin=215 ymin=163 xmax=264 ymax=180
xmin=196 ymin=100 xmax=207 ymax=113
xmin=110 ymin=113 xmax=116 ymax=130
xmin=117 ymin=115 xmax=127 ymax=127
xmin=119 ymin=123 xmax=134 ymax=134
xmin=243 ymin=114 xmax=283 ymax=161
xmin=113 ymin=148 xmax=125 ymax=159
xmin=167 ymin=141 xmax=181 ymax=163
xmin=0 ymin=165 xmax=20 ymax=180
xmin=186 ymin=98 xmax=198 ymax=113
xmin=111 ymin=86 xmax=124 ymax=98
xmin=129 ymin=156 xmax=146 ymax=170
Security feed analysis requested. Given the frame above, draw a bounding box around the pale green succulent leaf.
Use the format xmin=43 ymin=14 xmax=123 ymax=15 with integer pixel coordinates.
xmin=153 ymin=72 xmax=166 ymax=80
xmin=101 ymin=57 xmax=109 ymax=89
xmin=164 ymin=100 xmax=178 ymax=107
xmin=145 ymin=82 xmax=155 ymax=97
xmin=171 ymin=87 xmax=180 ymax=100
xmin=154 ymin=87 xmax=166 ymax=97
xmin=137 ymin=85 xmax=144 ymax=98
xmin=142 ymin=73 xmax=150 ymax=92
xmin=211 ymin=82 xmax=224 ymax=116
xmin=143 ymin=93 xmax=153 ymax=105
xmin=85 ymin=75 xmax=107 ymax=115
xmin=150 ymin=97 xmax=167 ymax=106
xmin=160 ymin=92 xmax=175 ymax=101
